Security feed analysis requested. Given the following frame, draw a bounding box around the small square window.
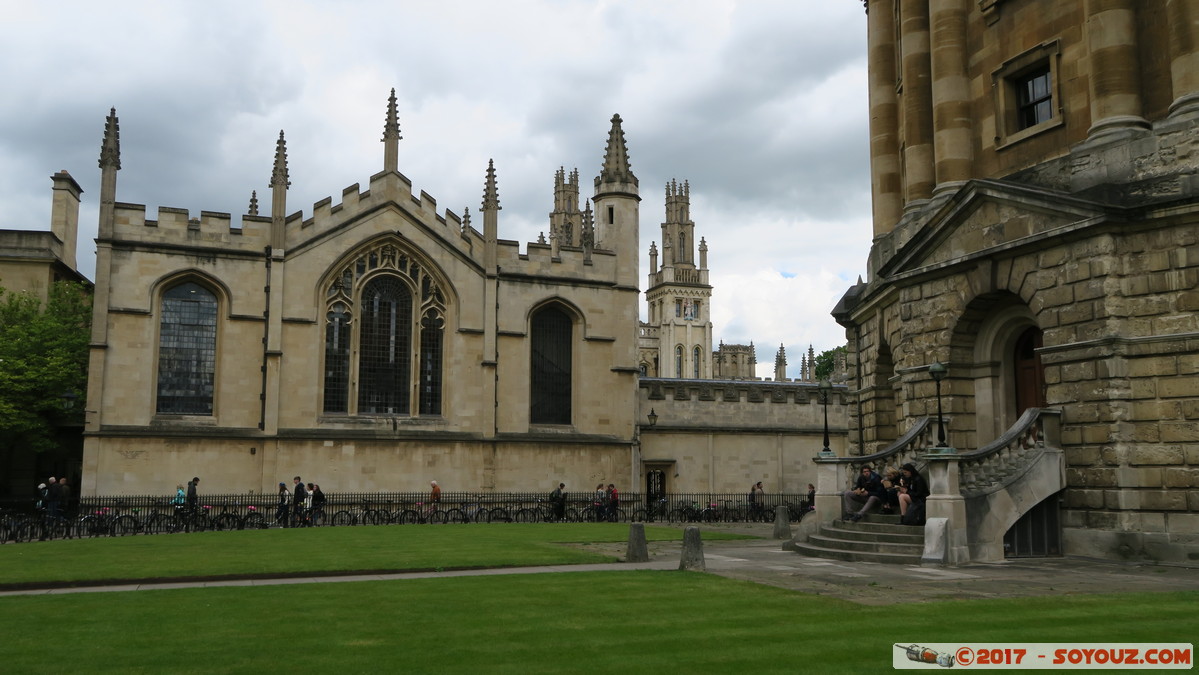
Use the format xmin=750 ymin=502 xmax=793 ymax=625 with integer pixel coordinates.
xmin=1016 ymin=68 xmax=1053 ymax=130
xmin=992 ymin=40 xmax=1062 ymax=148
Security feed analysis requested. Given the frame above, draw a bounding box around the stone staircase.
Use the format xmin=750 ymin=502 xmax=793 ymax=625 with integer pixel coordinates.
xmin=794 ymin=513 xmax=925 ymax=564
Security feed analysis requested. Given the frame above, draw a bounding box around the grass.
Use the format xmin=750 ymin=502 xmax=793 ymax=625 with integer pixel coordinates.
xmin=0 ymin=572 xmax=1195 ymax=674
xmin=0 ymin=523 xmax=751 ymax=586
xmin=1 ymin=527 xmax=1195 ymax=673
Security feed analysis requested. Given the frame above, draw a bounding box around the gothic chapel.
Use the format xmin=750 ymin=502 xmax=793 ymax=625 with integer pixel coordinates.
xmin=82 ymin=93 xmax=650 ymax=494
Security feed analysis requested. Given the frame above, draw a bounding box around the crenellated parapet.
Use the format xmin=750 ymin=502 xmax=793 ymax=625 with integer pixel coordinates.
xmin=109 ymin=202 xmax=272 ymax=252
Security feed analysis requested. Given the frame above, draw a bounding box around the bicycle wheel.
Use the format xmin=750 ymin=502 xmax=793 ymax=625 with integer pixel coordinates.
xmin=610 ymin=507 xmax=627 ymax=522
xmin=443 ymin=509 xmax=469 ymax=524
xmin=243 ymin=512 xmax=268 ymax=530
xmin=513 ymin=508 xmax=536 ymax=523
xmin=111 ymin=515 xmax=141 ymax=536
xmin=13 ymin=520 xmax=39 ymax=543
xmin=488 ymin=507 xmax=512 ymax=523
xmin=631 ymin=508 xmax=647 ymax=522
xmin=357 ymin=509 xmax=380 ymax=526
xmin=331 ymin=510 xmax=356 ymax=527
xmin=396 ymin=509 xmax=420 ymax=525
xmin=428 ymin=510 xmax=448 ymax=524
xmin=212 ymin=513 xmax=240 ymax=532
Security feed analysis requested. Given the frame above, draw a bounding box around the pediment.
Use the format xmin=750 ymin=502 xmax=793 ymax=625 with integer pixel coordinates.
xmin=881 ymin=180 xmax=1113 ymax=278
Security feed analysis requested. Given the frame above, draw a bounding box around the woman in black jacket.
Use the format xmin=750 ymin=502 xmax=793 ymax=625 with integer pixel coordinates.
xmin=897 ymin=463 xmax=929 ymax=522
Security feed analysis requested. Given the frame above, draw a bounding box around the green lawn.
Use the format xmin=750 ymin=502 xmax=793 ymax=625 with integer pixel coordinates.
xmin=1 ymin=526 xmax=1195 ymax=674
xmin=1 ymin=572 xmax=1195 ymax=674
xmin=0 ymin=523 xmax=748 ymax=586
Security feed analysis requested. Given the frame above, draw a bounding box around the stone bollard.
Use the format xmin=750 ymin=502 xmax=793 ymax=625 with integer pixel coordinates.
xmin=772 ymin=504 xmax=791 ymax=540
xmin=626 ymin=522 xmax=650 ymax=562
xmin=679 ymin=526 xmax=705 ymax=571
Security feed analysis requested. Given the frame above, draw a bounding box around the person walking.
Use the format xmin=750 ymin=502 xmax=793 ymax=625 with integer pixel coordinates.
xmin=292 ymin=477 xmax=308 ymax=527
xmin=606 ymin=484 xmax=620 ymax=522
xmin=310 ymin=483 xmax=326 ymax=526
xmin=749 ymin=481 xmax=765 ymax=519
xmin=46 ymin=477 xmax=61 ymax=519
xmin=186 ymin=477 xmax=200 ymax=514
xmin=275 ymin=482 xmax=291 ymax=527
xmin=550 ymin=482 xmax=566 ymax=521
xmin=592 ymin=484 xmax=606 ymax=522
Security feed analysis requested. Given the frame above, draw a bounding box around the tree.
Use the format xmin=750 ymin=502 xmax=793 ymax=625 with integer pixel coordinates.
xmin=0 ymin=281 xmax=92 ymax=454
xmin=813 ymin=345 xmax=846 ymax=382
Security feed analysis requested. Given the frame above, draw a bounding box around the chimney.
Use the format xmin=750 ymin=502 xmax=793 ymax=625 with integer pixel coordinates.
xmin=50 ymin=170 xmax=83 ymax=272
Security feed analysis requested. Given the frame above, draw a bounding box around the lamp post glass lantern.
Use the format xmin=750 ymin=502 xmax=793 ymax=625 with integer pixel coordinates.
xmin=929 ymin=361 xmax=947 ymax=447
xmin=647 ymin=408 xmax=657 ymax=427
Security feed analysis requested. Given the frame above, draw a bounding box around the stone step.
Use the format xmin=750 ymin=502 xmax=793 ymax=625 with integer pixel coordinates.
xmin=819 ymin=524 xmax=924 ymax=545
xmin=806 ymin=534 xmax=924 ymax=555
xmin=830 ymin=518 xmax=923 ymax=535
xmin=792 ymin=541 xmax=923 ymax=565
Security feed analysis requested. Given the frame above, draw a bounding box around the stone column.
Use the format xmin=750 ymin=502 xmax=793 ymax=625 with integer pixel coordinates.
xmin=900 ymin=0 xmax=936 ymax=209
xmin=1084 ymin=0 xmax=1149 ymax=139
xmin=929 ymin=0 xmax=973 ymax=195
xmin=867 ymin=0 xmax=903 ymax=236
xmin=924 ymin=450 xmax=969 ymax=564
xmin=1167 ymin=0 xmax=1199 ymax=117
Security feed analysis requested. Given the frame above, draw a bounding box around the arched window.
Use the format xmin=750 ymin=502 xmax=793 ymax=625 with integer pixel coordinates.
xmin=359 ymin=276 xmax=412 ymax=414
xmin=675 ymin=345 xmax=684 ymax=377
xmin=693 ymin=346 xmax=701 ymax=378
xmin=322 ymin=242 xmax=446 ymax=417
xmin=530 ymin=305 xmax=573 ymax=424
xmin=157 ymin=281 xmax=217 ymax=414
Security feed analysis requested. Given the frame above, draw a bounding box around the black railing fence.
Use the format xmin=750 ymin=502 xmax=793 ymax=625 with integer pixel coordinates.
xmin=0 ymin=491 xmax=812 ymax=543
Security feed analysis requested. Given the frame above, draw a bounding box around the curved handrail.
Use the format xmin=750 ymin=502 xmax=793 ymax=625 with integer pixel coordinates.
xmin=818 ymin=416 xmax=934 ymax=466
xmin=958 ymin=407 xmax=1062 ymax=497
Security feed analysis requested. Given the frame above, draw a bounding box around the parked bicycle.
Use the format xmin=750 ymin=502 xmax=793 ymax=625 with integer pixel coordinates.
xmin=396 ymin=502 xmax=446 ymax=524
xmin=632 ymin=498 xmax=669 ymax=523
xmin=329 ymin=501 xmax=392 ymax=526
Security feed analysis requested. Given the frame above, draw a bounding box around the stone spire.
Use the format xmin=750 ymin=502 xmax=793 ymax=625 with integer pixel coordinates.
xmin=774 ymin=344 xmax=787 ymax=381
xmin=581 ymin=199 xmax=595 ymax=262
xmin=98 ymin=108 xmax=121 ymax=171
xmin=248 ymin=190 xmax=259 ymax=216
xmin=382 ymin=88 xmax=401 ymax=173
xmin=461 ymin=206 xmax=471 ymax=235
xmin=98 ymin=108 xmax=121 ymax=238
xmin=269 ymin=131 xmax=290 ymax=250
xmin=594 ymin=113 xmax=638 ymax=190
xmin=482 ymin=158 xmax=501 ymax=211
xmin=482 ymin=159 xmax=499 ymax=270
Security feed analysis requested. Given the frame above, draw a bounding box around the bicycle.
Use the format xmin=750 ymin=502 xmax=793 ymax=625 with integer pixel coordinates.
xmin=441 ymin=500 xmax=495 ymax=524
xmin=632 ymin=498 xmax=669 ymax=523
xmin=668 ymin=501 xmax=707 ymax=524
xmin=397 ymin=502 xmax=446 ymax=524
xmin=329 ymin=501 xmax=392 ymax=526
xmin=77 ymin=505 xmax=143 ymax=537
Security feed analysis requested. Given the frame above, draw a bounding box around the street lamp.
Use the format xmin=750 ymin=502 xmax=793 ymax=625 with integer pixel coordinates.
xmin=647 ymin=408 xmax=658 ymax=427
xmin=929 ymin=361 xmax=948 ymax=447
xmin=818 ymin=379 xmax=834 ymax=457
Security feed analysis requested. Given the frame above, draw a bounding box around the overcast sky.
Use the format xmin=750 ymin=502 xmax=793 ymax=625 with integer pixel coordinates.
xmin=0 ymin=0 xmax=871 ymax=379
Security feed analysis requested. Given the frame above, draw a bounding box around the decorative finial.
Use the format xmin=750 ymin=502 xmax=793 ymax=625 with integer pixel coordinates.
xmin=596 ymin=113 xmax=638 ymax=188
xmin=99 ymin=107 xmax=121 ymax=171
xmin=482 ymin=159 xmax=501 ymax=210
xmin=248 ymin=190 xmax=259 ymax=216
xmin=382 ymin=88 xmax=401 ymax=142
xmin=269 ymin=131 xmax=290 ymax=189
xmin=462 ymin=206 xmax=471 ymax=234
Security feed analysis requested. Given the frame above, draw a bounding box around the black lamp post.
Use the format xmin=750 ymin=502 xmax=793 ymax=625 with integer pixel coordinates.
xmin=647 ymin=408 xmax=658 ymax=427
xmin=818 ymin=379 xmax=834 ymax=456
xmin=929 ymin=361 xmax=948 ymax=447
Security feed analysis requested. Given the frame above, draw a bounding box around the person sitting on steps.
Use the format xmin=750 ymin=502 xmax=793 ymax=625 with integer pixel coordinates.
xmin=842 ymin=464 xmax=885 ymax=523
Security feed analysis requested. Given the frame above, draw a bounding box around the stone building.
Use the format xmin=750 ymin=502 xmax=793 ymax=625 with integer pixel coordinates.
xmin=834 ymin=0 xmax=1198 ymax=562
xmin=77 ymin=94 xmax=848 ymax=497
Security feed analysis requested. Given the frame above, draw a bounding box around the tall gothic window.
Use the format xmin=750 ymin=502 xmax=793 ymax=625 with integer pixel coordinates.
xmin=693 ymin=346 xmax=701 ymax=378
xmin=530 ymin=305 xmax=573 ymax=424
xmin=322 ymin=242 xmax=446 ymax=417
xmin=157 ymin=282 xmax=217 ymax=414
xmin=359 ymin=276 xmax=412 ymax=414
xmin=675 ymin=345 xmax=684 ymax=377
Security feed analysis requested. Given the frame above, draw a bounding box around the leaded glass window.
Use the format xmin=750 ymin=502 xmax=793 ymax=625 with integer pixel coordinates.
xmin=321 ymin=241 xmax=447 ymax=417
xmin=693 ymin=346 xmax=701 ymax=378
xmin=157 ymin=282 xmax=217 ymax=414
xmin=358 ymin=276 xmax=412 ymax=414
xmin=530 ymin=306 xmax=572 ymax=424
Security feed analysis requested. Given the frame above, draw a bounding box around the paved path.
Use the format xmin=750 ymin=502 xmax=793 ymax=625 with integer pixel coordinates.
xmin=5 ymin=522 xmax=1199 ymax=604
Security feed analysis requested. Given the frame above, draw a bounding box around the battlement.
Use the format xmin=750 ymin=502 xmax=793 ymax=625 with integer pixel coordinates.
xmin=639 ymin=377 xmax=847 ymax=430
xmin=111 ymin=202 xmax=270 ymax=251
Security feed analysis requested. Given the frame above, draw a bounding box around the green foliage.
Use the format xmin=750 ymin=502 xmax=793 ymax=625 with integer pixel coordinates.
xmin=0 ymin=281 xmax=91 ymax=453
xmin=813 ymin=345 xmax=846 ymax=381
